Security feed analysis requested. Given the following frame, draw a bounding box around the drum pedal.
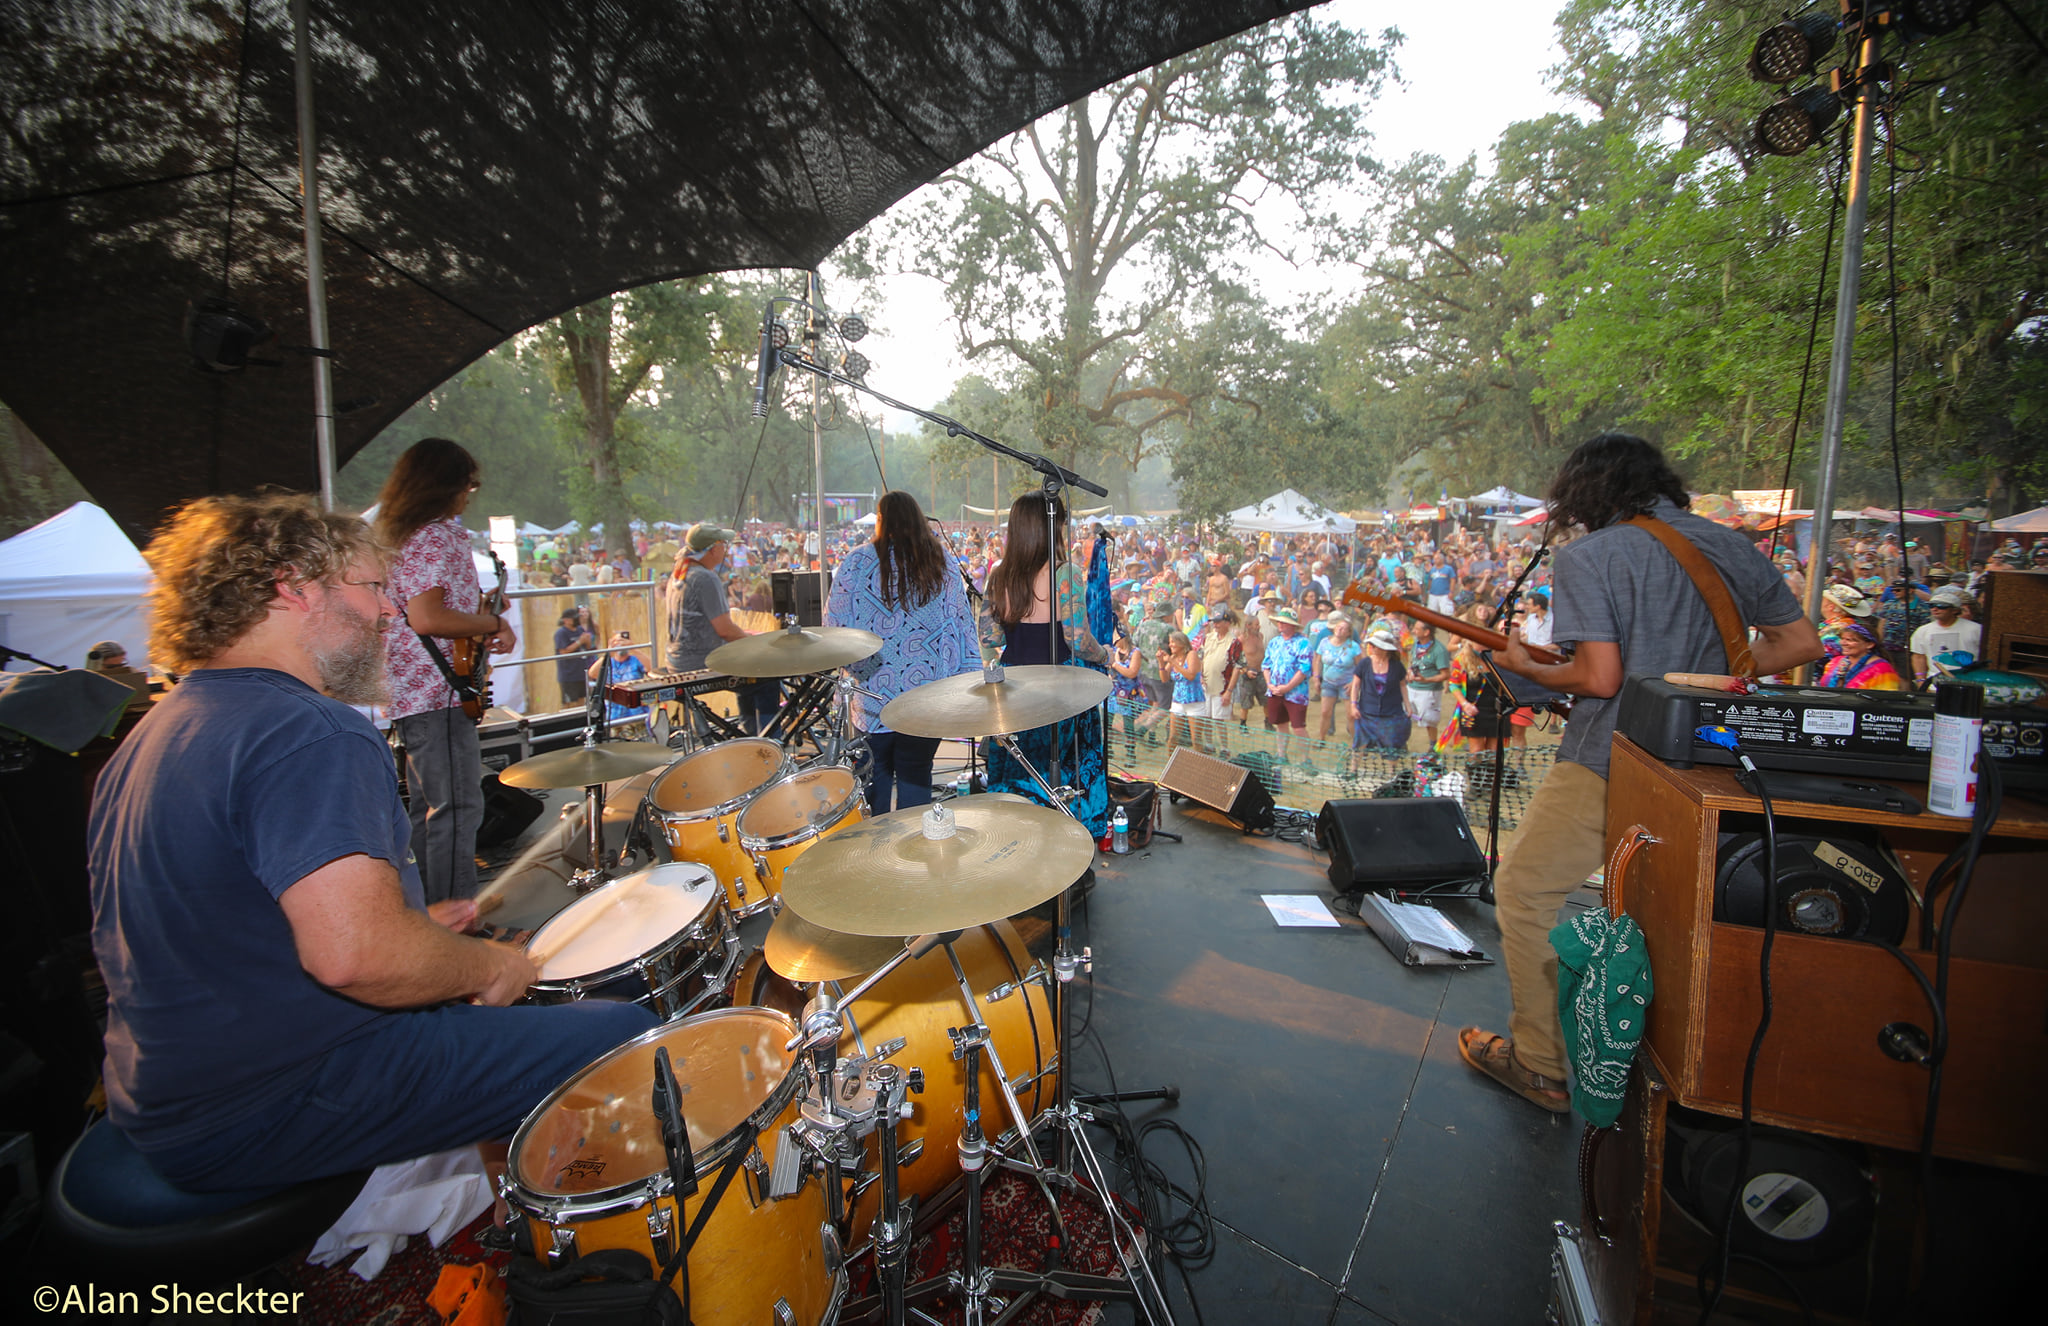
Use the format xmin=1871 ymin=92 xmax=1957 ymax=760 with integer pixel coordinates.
xmin=768 ymin=1125 xmax=806 ymax=1200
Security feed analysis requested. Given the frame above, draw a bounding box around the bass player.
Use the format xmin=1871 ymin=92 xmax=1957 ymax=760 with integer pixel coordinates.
xmin=1460 ymin=433 xmax=1822 ymax=1113
xmin=375 ymin=437 xmax=515 ymax=905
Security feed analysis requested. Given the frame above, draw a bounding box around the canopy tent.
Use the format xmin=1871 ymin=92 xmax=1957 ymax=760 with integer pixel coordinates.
xmin=1990 ymin=505 xmax=2048 ymax=532
xmin=1858 ymin=507 xmax=1962 ymax=523
xmin=0 ymin=0 xmax=1316 ymax=540
xmin=0 ymin=503 xmax=155 ymax=674
xmin=516 ymin=521 xmax=551 ymax=536
xmin=1227 ymin=489 xmax=1357 ymax=534
xmin=1462 ymin=486 xmax=1543 ymax=509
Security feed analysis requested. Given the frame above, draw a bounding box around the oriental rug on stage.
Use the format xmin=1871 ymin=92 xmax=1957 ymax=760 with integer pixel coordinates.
xmin=279 ymin=1167 xmax=1131 ymax=1324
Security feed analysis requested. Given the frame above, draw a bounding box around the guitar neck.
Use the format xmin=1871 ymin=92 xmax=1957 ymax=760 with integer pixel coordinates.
xmin=1340 ymin=586 xmax=1568 ymax=667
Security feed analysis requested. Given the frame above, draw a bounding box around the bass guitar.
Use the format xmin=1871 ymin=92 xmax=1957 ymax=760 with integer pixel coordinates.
xmin=449 ymin=550 xmax=508 ymax=721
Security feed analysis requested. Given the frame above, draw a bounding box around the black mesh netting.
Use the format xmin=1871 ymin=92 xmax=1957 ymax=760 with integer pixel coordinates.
xmin=0 ymin=0 xmax=1315 ymax=539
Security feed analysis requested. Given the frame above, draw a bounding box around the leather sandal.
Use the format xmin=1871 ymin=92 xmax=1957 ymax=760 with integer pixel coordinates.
xmin=1458 ymin=1027 xmax=1570 ymax=1114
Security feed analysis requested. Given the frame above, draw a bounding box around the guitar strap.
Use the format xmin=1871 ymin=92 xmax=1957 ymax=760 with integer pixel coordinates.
xmin=1621 ymin=515 xmax=1757 ymax=678
xmin=413 ymin=628 xmax=483 ymax=705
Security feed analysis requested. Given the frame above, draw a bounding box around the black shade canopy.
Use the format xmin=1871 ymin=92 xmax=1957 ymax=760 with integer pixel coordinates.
xmin=1 ymin=0 xmax=1317 ymax=539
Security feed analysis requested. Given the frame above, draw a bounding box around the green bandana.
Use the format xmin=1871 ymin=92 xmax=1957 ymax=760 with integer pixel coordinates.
xmin=1550 ymin=907 xmax=1653 ymax=1127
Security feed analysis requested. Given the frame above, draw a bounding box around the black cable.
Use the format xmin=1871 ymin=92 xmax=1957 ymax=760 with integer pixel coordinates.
xmin=1884 ymin=115 xmax=1913 ymax=651
xmin=1766 ymin=123 xmax=1851 ymax=567
xmin=1698 ymin=758 xmax=1779 ymax=1325
xmin=1696 ymin=1253 xmax=1818 ymax=1326
xmin=729 ymin=407 xmax=775 ymax=530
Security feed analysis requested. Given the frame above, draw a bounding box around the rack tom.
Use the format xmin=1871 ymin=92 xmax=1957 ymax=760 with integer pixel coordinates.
xmin=648 ymin=738 xmax=791 ymax=916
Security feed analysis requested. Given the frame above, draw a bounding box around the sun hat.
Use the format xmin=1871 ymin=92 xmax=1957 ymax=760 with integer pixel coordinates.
xmin=1823 ymin=583 xmax=1875 ymax=618
xmin=1270 ymin=606 xmax=1301 ymax=626
xmin=1367 ymin=624 xmax=1400 ymax=650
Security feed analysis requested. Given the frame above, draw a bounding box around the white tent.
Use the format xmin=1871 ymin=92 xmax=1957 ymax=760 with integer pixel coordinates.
xmin=1989 ymin=505 xmax=2048 ymax=533
xmin=1463 ymin=485 xmax=1544 ymax=509
xmin=1226 ymin=489 xmax=1357 ymax=534
xmin=517 ymin=521 xmax=551 ymax=536
xmin=0 ymin=502 xmax=154 ymax=674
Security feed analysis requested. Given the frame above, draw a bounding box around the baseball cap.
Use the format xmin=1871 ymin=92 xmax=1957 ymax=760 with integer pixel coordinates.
xmin=1930 ymin=586 xmax=1971 ymax=608
xmin=86 ymin=640 xmax=126 ymax=662
xmin=686 ymin=522 xmax=734 ymax=553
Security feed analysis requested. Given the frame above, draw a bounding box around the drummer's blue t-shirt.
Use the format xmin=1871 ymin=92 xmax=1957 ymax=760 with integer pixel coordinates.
xmin=89 ymin=668 xmax=426 ymax=1152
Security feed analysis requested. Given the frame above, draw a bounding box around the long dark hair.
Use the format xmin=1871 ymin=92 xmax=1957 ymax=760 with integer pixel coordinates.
xmin=871 ymin=490 xmax=947 ymax=610
xmin=985 ymin=491 xmax=1067 ymax=625
xmin=1546 ymin=431 xmax=1689 ymax=533
xmin=374 ymin=437 xmax=477 ymax=550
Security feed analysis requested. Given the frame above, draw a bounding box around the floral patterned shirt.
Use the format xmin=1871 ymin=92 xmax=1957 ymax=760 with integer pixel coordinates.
xmin=385 ymin=518 xmax=480 ymax=720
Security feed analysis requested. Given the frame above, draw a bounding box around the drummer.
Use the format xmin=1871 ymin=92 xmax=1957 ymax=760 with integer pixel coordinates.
xmin=824 ymin=490 xmax=979 ymax=810
xmin=89 ymin=493 xmax=657 ymax=1193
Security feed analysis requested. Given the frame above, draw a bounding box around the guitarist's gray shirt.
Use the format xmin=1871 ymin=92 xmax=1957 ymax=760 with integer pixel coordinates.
xmin=668 ymin=561 xmax=728 ymax=672
xmin=1550 ymin=500 xmax=1803 ymax=778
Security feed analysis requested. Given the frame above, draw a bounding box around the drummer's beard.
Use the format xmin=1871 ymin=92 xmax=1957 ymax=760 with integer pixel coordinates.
xmin=302 ymin=590 xmax=391 ymax=707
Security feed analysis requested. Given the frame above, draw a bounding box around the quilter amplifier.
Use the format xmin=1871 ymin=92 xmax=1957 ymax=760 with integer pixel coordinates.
xmin=1614 ymin=675 xmax=2047 ymax=790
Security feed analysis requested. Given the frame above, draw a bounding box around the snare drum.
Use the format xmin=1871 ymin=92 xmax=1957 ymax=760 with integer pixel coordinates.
xmin=649 ymin=738 xmax=791 ymax=916
xmin=505 ymin=1008 xmax=839 ymax=1326
xmin=744 ymin=921 xmax=1054 ymax=1246
xmin=737 ymin=765 xmax=867 ymax=898
xmin=526 ymin=862 xmax=737 ymax=1021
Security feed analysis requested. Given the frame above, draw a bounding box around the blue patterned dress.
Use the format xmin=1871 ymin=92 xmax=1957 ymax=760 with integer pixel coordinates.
xmin=824 ymin=542 xmax=979 ymax=732
xmin=978 ymin=539 xmax=1112 ymax=838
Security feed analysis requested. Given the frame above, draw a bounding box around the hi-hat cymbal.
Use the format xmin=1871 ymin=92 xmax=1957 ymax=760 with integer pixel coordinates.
xmin=779 ymin=795 xmax=1096 ymax=936
xmin=706 ymin=626 xmax=883 ymax=678
xmin=878 ymin=665 xmax=1112 ymax=739
xmin=762 ymin=905 xmax=905 ymax=983
xmin=500 ymin=742 xmax=677 ymax=789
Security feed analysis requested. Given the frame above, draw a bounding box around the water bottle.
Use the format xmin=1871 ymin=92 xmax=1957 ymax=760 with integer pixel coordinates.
xmin=955 ymin=768 xmax=971 ymax=799
xmin=1111 ymin=805 xmax=1129 ymax=855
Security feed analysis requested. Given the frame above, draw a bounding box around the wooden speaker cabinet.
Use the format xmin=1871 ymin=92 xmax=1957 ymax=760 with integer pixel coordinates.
xmin=1606 ymin=735 xmax=2048 ymax=1172
xmin=1978 ymin=566 xmax=2048 ymax=676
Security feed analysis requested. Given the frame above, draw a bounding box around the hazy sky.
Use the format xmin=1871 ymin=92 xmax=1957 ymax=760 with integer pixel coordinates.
xmin=824 ymin=2 xmax=1576 ymax=432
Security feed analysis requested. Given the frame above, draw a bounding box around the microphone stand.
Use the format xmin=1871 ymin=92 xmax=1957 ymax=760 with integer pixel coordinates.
xmin=774 ymin=352 xmax=1173 ymax=1326
xmin=1469 ymin=542 xmax=1551 ymax=893
xmin=1 ymin=645 xmax=67 ymax=671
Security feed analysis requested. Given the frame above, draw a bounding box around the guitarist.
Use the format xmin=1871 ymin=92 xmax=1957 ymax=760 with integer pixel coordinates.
xmin=1457 ymin=433 xmax=1822 ymax=1115
xmin=375 ymin=438 xmax=516 ymax=906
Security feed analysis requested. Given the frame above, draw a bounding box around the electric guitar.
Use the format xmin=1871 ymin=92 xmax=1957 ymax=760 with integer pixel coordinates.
xmin=449 ymin=550 xmax=508 ymax=721
xmin=1337 ymin=581 xmax=1575 ymax=714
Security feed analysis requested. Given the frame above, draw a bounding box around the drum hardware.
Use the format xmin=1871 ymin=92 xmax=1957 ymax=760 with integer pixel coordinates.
xmin=869 ymin=1062 xmax=919 ymax=1326
xmin=524 ymin=862 xmax=742 ymax=1021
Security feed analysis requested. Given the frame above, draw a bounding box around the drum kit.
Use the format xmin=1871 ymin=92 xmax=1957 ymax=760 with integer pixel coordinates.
xmin=490 ymin=624 xmax=1177 ymax=1325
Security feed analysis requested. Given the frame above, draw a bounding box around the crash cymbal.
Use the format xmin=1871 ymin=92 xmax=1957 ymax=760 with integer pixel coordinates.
xmin=878 ymin=665 xmax=1112 ymax=739
xmin=500 ymin=742 xmax=677 ymax=790
xmin=762 ymin=905 xmax=906 ymax=983
xmin=706 ymin=626 xmax=883 ymax=678
xmin=779 ymin=795 xmax=1096 ymax=936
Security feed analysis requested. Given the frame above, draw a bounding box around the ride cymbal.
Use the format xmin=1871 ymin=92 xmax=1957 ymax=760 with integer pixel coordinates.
xmin=500 ymin=742 xmax=677 ymax=789
xmin=762 ymin=905 xmax=906 ymax=983
xmin=878 ymin=665 xmax=1112 ymax=738
xmin=706 ymin=626 xmax=882 ymax=678
xmin=779 ymin=795 xmax=1096 ymax=935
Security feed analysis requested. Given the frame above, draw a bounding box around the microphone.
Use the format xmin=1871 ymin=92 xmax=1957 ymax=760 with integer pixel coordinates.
xmin=751 ymin=304 xmax=779 ymax=418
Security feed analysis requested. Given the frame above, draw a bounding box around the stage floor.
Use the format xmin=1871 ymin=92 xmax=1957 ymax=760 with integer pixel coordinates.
xmin=1065 ymin=800 xmax=1579 ymax=1326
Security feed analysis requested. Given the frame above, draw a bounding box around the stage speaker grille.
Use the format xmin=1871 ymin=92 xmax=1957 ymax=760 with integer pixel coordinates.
xmin=1318 ymin=797 xmax=1487 ymax=892
xmin=1159 ymin=748 xmax=1275 ymax=830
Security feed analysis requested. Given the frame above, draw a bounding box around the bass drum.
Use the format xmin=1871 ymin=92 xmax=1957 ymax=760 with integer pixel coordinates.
xmin=743 ymin=920 xmax=1055 ymax=1247
xmin=649 ymin=738 xmax=791 ymax=918
xmin=504 ymin=1008 xmax=839 ymax=1326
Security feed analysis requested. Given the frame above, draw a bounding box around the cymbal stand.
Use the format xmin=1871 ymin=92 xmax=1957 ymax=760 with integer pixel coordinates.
xmin=966 ymin=739 xmax=1178 ymax=1326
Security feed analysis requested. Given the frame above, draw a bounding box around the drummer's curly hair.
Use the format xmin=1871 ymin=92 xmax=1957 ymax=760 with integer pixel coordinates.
xmin=147 ymin=491 xmax=383 ymax=673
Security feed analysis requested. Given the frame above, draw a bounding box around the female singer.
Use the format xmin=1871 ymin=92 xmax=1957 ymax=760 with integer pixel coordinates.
xmin=978 ymin=491 xmax=1111 ymax=837
xmin=824 ymin=490 xmax=979 ymax=811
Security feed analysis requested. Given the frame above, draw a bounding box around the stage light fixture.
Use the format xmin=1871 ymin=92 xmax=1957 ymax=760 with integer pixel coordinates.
xmin=183 ymin=296 xmax=274 ymax=372
xmin=838 ymin=313 xmax=869 ymax=342
xmin=841 ymin=351 xmax=870 ymax=381
xmin=1749 ymin=14 xmax=1839 ymax=83
xmin=1902 ymin=0 xmax=1988 ymax=35
xmin=769 ymin=319 xmax=791 ymax=350
xmin=1755 ymin=86 xmax=1842 ymax=156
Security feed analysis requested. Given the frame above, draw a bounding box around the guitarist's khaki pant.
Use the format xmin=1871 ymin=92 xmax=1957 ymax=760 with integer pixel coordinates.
xmin=1492 ymin=759 xmax=1609 ymax=1081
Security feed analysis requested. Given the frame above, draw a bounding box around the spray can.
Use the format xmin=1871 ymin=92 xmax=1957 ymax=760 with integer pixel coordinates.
xmin=1928 ymin=681 xmax=1983 ymax=818
xmin=1111 ymin=805 xmax=1129 ymax=855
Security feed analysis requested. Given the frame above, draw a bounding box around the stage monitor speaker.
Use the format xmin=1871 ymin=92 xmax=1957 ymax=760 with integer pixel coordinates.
xmin=1318 ymin=797 xmax=1486 ymax=892
xmin=1980 ymin=567 xmax=2048 ymax=675
xmin=1158 ymin=747 xmax=1275 ymax=831
xmin=771 ymin=569 xmax=831 ymax=626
